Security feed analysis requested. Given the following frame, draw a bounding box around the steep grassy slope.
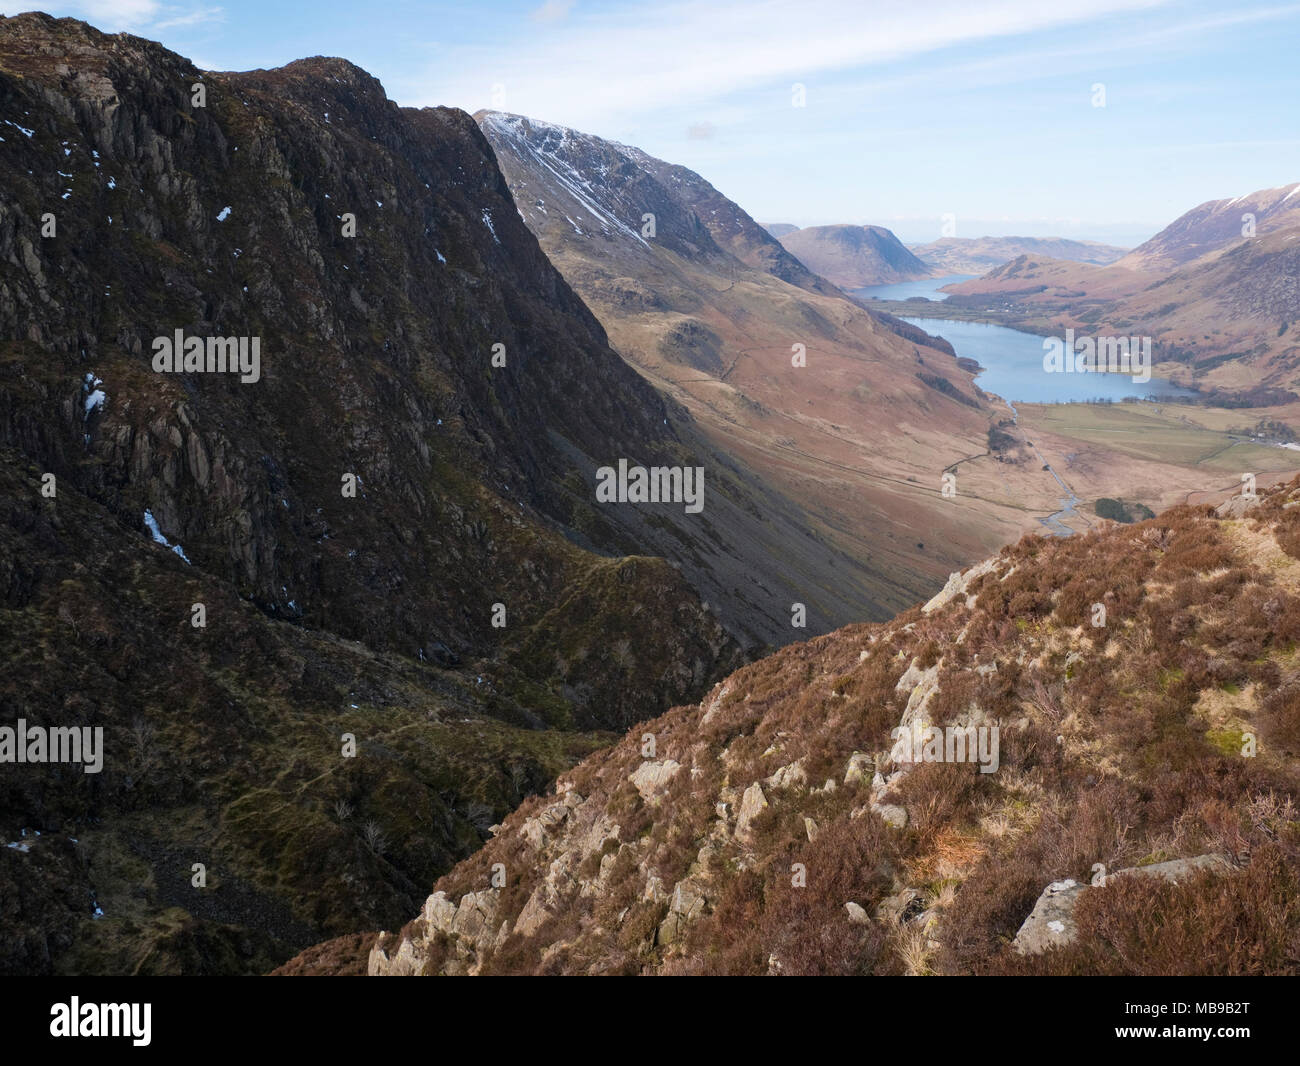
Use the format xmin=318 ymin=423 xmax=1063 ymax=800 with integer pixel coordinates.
xmin=369 ymin=478 xmax=1300 ymax=975
xmin=477 ymin=112 xmax=1078 ymax=615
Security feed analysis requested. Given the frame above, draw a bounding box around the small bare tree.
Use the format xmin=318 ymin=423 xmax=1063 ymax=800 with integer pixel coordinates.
xmin=361 ymin=819 xmax=387 ymax=855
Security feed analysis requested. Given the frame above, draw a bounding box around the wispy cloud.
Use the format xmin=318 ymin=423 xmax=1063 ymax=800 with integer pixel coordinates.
xmin=531 ymin=0 xmax=575 ymax=23
xmin=153 ymin=6 xmax=224 ymax=30
xmin=410 ymin=0 xmax=1173 ymax=128
xmin=69 ymin=0 xmax=162 ymax=28
xmin=0 ymin=2 xmax=223 ymax=32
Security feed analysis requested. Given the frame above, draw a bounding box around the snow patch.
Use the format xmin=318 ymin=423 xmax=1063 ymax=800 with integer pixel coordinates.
xmin=480 ymin=111 xmax=650 ymax=248
xmin=142 ymin=510 xmax=191 ymax=564
xmin=83 ymin=371 xmax=106 ymax=415
xmin=216 ymin=205 xmax=232 ymax=221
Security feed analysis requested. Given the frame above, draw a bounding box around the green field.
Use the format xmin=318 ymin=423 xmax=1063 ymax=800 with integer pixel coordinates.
xmin=1017 ymin=401 xmax=1295 ymax=473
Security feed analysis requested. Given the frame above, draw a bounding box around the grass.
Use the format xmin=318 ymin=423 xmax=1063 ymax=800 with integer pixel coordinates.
xmin=1018 ymin=402 xmax=1291 ymax=472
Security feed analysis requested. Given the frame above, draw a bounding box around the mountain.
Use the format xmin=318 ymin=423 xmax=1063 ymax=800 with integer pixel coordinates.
xmin=910 ymin=236 xmax=1128 ymax=276
xmin=476 ymin=112 xmax=1072 ymax=621
xmin=763 ymin=223 xmax=800 ymax=238
xmin=943 ymin=186 xmax=1300 ymax=399
xmin=0 ymin=13 xmax=769 ymax=975
xmin=1117 ymin=183 xmax=1300 ymax=272
xmin=365 ymin=478 xmax=1300 ymax=975
xmin=776 ymin=224 xmax=933 ymax=288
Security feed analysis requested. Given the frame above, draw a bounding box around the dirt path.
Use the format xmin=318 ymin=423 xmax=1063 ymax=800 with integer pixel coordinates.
xmin=1004 ymin=399 xmax=1090 ymax=536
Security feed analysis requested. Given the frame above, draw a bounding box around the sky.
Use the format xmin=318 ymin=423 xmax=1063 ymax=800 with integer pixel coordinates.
xmin=6 ymin=0 xmax=1300 ymax=246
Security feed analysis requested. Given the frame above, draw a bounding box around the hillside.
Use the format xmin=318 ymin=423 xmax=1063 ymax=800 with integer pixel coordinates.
xmin=1118 ymin=183 xmax=1300 ymax=272
xmin=0 ymin=13 xmax=767 ymax=974
xmin=776 ymin=223 xmax=933 ymax=288
xmin=367 ymin=478 xmax=1300 ymax=975
xmin=476 ymin=112 xmax=1081 ymax=617
xmin=910 ymin=235 xmax=1128 ymax=276
xmin=944 ymin=226 xmax=1300 ymax=400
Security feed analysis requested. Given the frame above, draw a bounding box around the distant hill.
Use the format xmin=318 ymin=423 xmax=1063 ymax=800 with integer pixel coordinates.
xmin=942 ymin=183 xmax=1300 ymax=399
xmin=763 ymin=223 xmax=800 ymax=238
xmin=1118 ymin=183 xmax=1300 ymax=272
xmin=911 ymin=235 xmax=1128 ymax=275
xmin=776 ymin=224 xmax=933 ymax=288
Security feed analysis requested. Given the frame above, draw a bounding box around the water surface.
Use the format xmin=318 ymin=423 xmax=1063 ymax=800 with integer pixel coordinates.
xmin=901 ymin=317 xmax=1199 ymax=404
xmin=852 ymin=274 xmax=976 ymax=301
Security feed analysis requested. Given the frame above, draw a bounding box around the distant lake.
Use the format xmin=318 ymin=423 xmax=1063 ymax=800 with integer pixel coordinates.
xmin=900 ymin=318 xmax=1200 ymax=404
xmin=852 ymin=274 xmax=976 ymax=301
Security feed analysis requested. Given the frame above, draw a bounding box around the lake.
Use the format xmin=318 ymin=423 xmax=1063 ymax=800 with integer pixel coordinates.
xmin=852 ymin=274 xmax=976 ymax=301
xmin=900 ymin=317 xmax=1200 ymax=404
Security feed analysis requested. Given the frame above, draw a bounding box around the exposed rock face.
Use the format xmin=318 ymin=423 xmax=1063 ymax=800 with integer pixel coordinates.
xmin=735 ymin=783 xmax=769 ymax=842
xmin=367 ymin=481 xmax=1300 ymax=975
xmin=1010 ymin=878 xmax=1087 ymax=955
xmin=629 ymin=760 xmax=682 ymax=802
xmin=923 ymin=557 xmax=1000 ymax=614
xmin=0 ymin=13 xmax=756 ymax=975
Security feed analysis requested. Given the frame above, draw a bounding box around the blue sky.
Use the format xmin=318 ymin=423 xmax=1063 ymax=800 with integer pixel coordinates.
xmin=9 ymin=0 xmax=1300 ymax=245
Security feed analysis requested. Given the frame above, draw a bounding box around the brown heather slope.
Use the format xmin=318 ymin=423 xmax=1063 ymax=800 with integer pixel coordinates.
xmin=367 ymin=478 xmax=1300 ymax=975
xmin=476 ymin=112 xmax=1083 ymax=612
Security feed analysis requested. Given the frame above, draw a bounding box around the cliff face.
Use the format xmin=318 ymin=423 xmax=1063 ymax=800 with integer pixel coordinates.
xmin=0 ymin=13 xmax=751 ymax=974
xmin=370 ymin=481 xmax=1300 ymax=975
xmin=0 ymin=15 xmax=746 ymax=717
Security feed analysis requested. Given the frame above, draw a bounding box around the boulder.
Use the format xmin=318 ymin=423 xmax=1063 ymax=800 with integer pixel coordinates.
xmin=844 ymin=751 xmax=873 ymax=786
xmin=735 ymin=783 xmax=769 ymax=841
xmin=1013 ymin=854 xmax=1232 ymax=954
xmin=629 ymin=759 xmax=682 ymax=802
